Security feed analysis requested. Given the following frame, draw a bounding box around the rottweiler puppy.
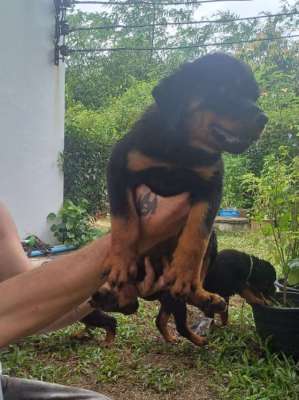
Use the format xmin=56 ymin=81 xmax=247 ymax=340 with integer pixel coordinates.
xmin=104 ymin=52 xmax=268 ymax=311
xmin=204 ymin=249 xmax=276 ymax=325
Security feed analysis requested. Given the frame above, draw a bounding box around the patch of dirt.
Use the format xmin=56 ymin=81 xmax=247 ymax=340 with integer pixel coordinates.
xmin=66 ymin=306 xmax=220 ymax=400
xmin=99 ymin=374 xmax=218 ymax=400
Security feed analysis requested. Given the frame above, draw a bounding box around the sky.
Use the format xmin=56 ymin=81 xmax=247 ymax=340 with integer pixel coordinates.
xmin=77 ymin=0 xmax=283 ymax=17
xmin=198 ymin=0 xmax=281 ymax=17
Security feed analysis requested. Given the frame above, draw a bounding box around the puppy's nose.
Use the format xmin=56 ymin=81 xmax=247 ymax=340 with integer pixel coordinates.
xmin=255 ymin=113 xmax=268 ymax=129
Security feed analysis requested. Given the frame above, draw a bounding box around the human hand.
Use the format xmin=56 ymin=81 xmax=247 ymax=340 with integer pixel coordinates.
xmin=94 ymin=186 xmax=190 ymax=304
xmin=136 ymin=185 xmax=190 ymax=254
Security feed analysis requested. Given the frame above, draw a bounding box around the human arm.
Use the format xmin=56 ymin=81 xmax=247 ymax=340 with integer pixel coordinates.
xmin=0 ymin=188 xmax=189 ymax=347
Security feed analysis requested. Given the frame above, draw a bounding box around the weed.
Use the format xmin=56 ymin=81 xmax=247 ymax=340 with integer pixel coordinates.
xmin=47 ymin=199 xmax=105 ymax=247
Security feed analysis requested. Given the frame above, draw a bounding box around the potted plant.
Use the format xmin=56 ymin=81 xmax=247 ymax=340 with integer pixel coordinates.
xmin=243 ymin=147 xmax=299 ymax=357
xmin=274 ymin=258 xmax=299 ymax=295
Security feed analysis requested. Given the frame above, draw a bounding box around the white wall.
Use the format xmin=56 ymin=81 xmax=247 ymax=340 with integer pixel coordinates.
xmin=0 ymin=0 xmax=64 ymax=242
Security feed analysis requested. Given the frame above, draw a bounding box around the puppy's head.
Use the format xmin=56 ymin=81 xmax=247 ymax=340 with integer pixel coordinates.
xmin=152 ymin=53 xmax=267 ymax=154
xmin=91 ymin=283 xmax=139 ymax=315
xmin=249 ymin=259 xmax=277 ymax=298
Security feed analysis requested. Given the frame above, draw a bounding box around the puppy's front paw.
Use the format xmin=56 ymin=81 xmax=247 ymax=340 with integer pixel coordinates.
xmin=106 ymin=251 xmax=137 ymax=288
xmin=164 ymin=260 xmax=196 ymax=298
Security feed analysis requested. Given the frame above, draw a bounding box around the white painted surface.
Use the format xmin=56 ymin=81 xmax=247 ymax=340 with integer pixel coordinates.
xmin=0 ymin=0 xmax=64 ymax=242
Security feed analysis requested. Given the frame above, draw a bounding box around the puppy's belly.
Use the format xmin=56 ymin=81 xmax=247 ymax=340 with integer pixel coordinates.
xmin=129 ymin=167 xmax=202 ymax=197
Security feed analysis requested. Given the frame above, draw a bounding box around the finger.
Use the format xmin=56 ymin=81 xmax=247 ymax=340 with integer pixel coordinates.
xmin=98 ymin=282 xmax=113 ymax=292
xmin=129 ymin=262 xmax=137 ymax=279
xmin=118 ymin=268 xmax=129 ymax=287
xmin=163 ymin=270 xmax=176 ymax=286
xmin=138 ymin=257 xmax=156 ymax=296
xmin=108 ymin=269 xmax=120 ymax=288
xmin=154 ymin=275 xmax=167 ymax=292
xmin=161 ymin=258 xmax=175 ymax=286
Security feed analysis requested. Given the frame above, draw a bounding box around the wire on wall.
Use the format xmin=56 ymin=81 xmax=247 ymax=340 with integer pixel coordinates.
xmin=54 ymin=0 xmax=298 ymax=62
xmin=59 ymin=33 xmax=299 ymax=55
xmin=54 ymin=0 xmax=73 ymax=64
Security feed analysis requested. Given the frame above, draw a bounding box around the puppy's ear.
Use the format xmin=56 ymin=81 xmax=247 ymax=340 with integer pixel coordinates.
xmin=152 ymin=62 xmax=194 ymax=129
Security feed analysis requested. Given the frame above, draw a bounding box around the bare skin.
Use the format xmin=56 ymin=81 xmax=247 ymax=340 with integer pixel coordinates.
xmin=0 ymin=186 xmax=190 ymax=347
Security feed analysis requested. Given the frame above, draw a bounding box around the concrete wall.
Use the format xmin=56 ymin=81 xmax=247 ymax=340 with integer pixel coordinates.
xmin=0 ymin=0 xmax=64 ymax=242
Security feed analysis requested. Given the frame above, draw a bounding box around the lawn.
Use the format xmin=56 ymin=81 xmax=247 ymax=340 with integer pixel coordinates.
xmin=2 ymin=232 xmax=299 ymax=400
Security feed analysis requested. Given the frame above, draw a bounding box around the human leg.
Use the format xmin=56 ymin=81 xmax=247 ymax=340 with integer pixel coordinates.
xmin=1 ymin=375 xmax=111 ymax=400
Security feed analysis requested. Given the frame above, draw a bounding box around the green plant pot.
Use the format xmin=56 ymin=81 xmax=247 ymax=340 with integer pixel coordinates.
xmin=252 ymin=292 xmax=299 ymax=358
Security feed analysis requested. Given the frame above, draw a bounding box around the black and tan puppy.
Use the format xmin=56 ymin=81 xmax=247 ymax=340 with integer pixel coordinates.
xmin=204 ymin=249 xmax=276 ymax=325
xmin=104 ymin=53 xmax=267 ymax=311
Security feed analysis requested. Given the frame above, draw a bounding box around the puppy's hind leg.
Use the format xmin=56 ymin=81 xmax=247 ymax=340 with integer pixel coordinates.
xmin=156 ymin=304 xmax=177 ymax=344
xmin=172 ymin=299 xmax=207 ymax=346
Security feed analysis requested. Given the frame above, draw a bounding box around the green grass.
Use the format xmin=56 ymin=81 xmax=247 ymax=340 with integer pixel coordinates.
xmin=2 ymin=232 xmax=298 ymax=399
xmin=218 ymin=231 xmax=274 ymax=265
xmin=201 ymin=306 xmax=299 ymax=400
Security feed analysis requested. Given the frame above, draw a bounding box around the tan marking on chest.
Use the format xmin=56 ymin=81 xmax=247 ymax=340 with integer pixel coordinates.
xmin=194 ymin=160 xmax=222 ymax=180
xmin=127 ymin=150 xmax=171 ymax=172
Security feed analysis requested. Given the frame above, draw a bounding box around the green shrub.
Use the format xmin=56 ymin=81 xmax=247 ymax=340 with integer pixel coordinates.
xmin=242 ymin=147 xmax=299 ymax=301
xmin=222 ymin=154 xmax=250 ymax=209
xmin=47 ymin=199 xmax=104 ymax=247
xmin=63 ymin=133 xmax=113 ymax=213
xmin=64 ymin=80 xmax=155 ymax=213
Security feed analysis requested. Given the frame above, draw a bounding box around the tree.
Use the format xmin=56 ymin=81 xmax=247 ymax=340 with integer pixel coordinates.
xmin=63 ymin=1 xmax=299 ymax=211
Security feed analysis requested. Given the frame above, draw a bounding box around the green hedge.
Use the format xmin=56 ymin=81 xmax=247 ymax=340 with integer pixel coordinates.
xmin=64 ymin=133 xmax=113 ymax=213
xmin=63 ymin=80 xmax=155 ymax=213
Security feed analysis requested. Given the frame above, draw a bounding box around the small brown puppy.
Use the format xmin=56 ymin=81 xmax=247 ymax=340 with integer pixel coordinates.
xmin=104 ymin=53 xmax=267 ymax=314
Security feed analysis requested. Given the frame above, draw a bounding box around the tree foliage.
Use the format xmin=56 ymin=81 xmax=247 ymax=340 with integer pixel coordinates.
xmin=63 ymin=1 xmax=299 ymax=212
xmin=64 ymin=80 xmax=155 ymax=211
